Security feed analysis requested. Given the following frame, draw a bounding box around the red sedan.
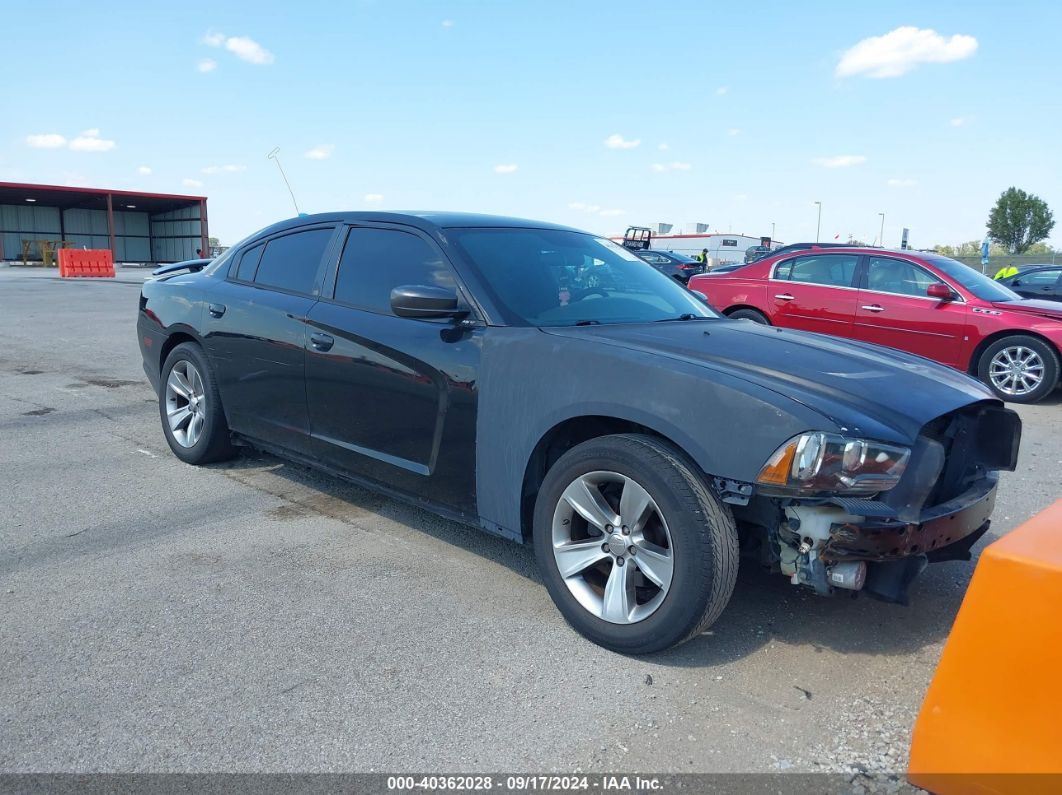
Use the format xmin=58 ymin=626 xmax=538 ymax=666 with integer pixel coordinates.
xmin=689 ymin=247 xmax=1062 ymax=403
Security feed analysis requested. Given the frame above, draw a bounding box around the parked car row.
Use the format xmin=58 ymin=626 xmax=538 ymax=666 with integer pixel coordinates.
xmin=689 ymin=247 xmax=1062 ymax=403
xmin=139 ymin=213 xmax=1022 ymax=654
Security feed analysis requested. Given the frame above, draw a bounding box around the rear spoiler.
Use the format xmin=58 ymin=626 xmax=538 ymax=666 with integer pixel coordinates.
xmin=151 ymin=258 xmax=212 ymax=277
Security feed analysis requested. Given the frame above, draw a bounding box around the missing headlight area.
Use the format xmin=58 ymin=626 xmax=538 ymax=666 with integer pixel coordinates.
xmin=733 ymin=402 xmax=1021 ymax=606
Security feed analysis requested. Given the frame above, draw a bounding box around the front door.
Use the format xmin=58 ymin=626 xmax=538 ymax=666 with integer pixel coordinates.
xmin=767 ymin=252 xmax=860 ymax=336
xmin=304 ymin=224 xmax=480 ymax=517
xmin=851 ymin=255 xmax=968 ymax=367
xmin=202 ymin=225 xmax=337 ymax=454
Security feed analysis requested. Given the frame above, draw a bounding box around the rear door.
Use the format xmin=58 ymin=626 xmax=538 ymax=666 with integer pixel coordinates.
xmin=203 ymin=225 xmax=338 ymax=454
xmin=304 ymin=224 xmax=481 ymax=517
xmin=1009 ymin=268 xmax=1062 ymax=302
xmin=767 ymin=253 xmax=860 ymax=336
xmin=851 ymin=255 xmax=968 ymax=367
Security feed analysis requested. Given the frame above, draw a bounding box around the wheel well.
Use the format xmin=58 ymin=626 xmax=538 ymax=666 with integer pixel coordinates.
xmin=159 ymin=332 xmax=199 ymax=372
xmin=723 ymin=304 xmax=768 ymax=319
xmin=519 ymin=416 xmax=687 ymax=542
xmin=967 ymin=330 xmax=1061 ymax=375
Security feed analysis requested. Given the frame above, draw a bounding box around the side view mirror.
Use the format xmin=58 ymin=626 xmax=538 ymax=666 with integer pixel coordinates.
xmin=390 ymin=284 xmax=468 ymax=319
xmin=926 ymin=283 xmax=953 ymax=301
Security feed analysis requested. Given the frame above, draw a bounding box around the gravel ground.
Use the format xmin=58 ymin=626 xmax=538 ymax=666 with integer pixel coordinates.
xmin=1 ymin=269 xmax=1059 ymax=786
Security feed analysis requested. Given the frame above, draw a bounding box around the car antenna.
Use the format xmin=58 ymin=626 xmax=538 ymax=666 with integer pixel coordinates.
xmin=267 ymin=147 xmax=301 ymax=215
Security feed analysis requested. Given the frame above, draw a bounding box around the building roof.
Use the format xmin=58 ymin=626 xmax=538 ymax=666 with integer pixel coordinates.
xmin=0 ymin=181 xmax=206 ymax=214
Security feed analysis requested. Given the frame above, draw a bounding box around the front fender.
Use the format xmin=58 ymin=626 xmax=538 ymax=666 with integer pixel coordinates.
xmin=474 ymin=327 xmax=835 ymax=539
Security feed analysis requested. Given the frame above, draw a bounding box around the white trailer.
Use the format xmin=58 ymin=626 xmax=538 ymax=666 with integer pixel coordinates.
xmin=649 ymin=233 xmax=765 ymax=267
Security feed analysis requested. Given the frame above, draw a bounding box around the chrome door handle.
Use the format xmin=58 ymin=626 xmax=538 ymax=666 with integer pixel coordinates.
xmin=208 ymin=303 xmax=226 ymax=318
xmin=310 ymin=332 xmax=334 ymax=351
xmin=774 ymin=293 xmax=795 ymax=301
xmin=861 ymin=304 xmax=885 ymax=312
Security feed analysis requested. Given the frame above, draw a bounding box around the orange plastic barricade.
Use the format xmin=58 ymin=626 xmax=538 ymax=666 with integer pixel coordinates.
xmin=58 ymin=249 xmax=115 ymax=278
xmin=908 ymin=498 xmax=1062 ymax=795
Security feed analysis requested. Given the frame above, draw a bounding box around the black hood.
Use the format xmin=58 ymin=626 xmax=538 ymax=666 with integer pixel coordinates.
xmin=544 ymin=319 xmax=996 ymax=444
xmin=991 ymin=299 xmax=1062 ymax=321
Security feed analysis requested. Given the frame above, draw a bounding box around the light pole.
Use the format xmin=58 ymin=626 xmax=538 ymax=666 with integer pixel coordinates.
xmin=814 ymin=201 xmax=822 ymax=243
xmin=878 ymin=212 xmax=885 ymax=248
xmin=771 ymin=221 xmax=776 ymax=242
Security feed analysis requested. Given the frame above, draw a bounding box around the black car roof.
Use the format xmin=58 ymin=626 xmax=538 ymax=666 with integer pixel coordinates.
xmin=247 ymin=211 xmax=582 ymax=240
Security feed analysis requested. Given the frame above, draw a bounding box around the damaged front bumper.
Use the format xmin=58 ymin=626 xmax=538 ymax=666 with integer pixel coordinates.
xmin=777 ymin=473 xmax=998 ymax=605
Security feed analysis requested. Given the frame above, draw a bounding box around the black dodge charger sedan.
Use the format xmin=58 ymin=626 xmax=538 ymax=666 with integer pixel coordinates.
xmin=138 ymin=212 xmax=1021 ymax=654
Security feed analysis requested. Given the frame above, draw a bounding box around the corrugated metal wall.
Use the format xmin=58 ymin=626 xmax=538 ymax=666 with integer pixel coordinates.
xmin=1 ymin=204 xmax=61 ymax=259
xmin=151 ymin=206 xmax=202 ymax=262
xmin=0 ymin=201 xmax=194 ymax=263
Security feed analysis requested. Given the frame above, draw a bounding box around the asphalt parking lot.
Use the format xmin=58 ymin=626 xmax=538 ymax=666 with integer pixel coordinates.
xmin=1 ymin=267 xmax=1060 ymax=777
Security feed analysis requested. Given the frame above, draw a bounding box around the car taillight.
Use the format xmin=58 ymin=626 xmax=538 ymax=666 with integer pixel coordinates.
xmin=679 ymin=263 xmax=700 ymax=269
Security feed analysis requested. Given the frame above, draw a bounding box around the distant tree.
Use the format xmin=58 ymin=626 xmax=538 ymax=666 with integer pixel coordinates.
xmin=846 ymin=236 xmax=868 ymax=246
xmin=987 ymin=187 xmax=1055 ymax=253
xmin=1023 ymin=241 xmax=1055 ymax=256
xmin=209 ymin=236 xmax=220 ymax=248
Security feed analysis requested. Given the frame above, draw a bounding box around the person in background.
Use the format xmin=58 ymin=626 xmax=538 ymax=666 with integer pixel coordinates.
xmin=993 ymin=263 xmax=1019 ymax=280
xmin=697 ymin=248 xmax=708 ymax=265
xmin=196 ymin=248 xmax=203 ymax=258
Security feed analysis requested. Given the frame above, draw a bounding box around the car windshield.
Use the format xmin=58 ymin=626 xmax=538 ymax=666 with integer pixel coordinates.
xmin=448 ymin=228 xmax=718 ymax=326
xmin=921 ymin=253 xmax=1022 ymax=302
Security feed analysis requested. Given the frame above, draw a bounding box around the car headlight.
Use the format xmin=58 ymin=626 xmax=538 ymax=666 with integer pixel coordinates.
xmin=756 ymin=432 xmax=910 ymax=496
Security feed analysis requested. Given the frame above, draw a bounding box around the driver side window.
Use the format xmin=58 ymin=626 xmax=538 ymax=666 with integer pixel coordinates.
xmin=865 ymin=257 xmax=943 ymax=298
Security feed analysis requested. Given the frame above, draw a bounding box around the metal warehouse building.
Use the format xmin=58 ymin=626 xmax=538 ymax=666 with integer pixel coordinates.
xmin=0 ymin=181 xmax=209 ymax=265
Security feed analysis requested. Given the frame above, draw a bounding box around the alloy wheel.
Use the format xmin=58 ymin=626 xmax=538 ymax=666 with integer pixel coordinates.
xmin=551 ymin=471 xmax=674 ymax=625
xmin=165 ymin=360 xmax=207 ymax=448
xmin=988 ymin=345 xmax=1045 ymax=397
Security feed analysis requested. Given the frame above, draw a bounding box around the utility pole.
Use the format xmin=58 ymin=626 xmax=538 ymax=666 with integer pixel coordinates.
xmin=814 ymin=201 xmax=822 ymax=243
xmin=878 ymin=212 xmax=885 ymax=247
xmin=267 ymin=147 xmax=300 ymax=215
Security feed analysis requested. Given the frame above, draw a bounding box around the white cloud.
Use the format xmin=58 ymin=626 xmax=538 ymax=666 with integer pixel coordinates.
xmin=950 ymin=116 xmax=969 ymax=127
xmin=657 ymin=143 xmax=669 ymax=151
xmin=202 ymin=31 xmax=274 ymax=65
xmin=836 ymin=26 xmax=978 ymax=79
xmin=812 ymin=154 xmax=867 ymax=168
xmin=493 ymin=163 xmax=519 ymax=174
xmin=651 ymin=161 xmax=692 ymax=172
xmin=69 ymin=130 xmax=116 ymax=152
xmin=364 ymin=193 xmax=384 ymax=203
xmin=728 ymin=128 xmax=741 ymax=136
xmin=137 ymin=166 xmax=152 ymax=175
xmin=598 ymin=209 xmax=624 ymax=217
xmin=441 ymin=19 xmax=454 ymax=28
xmin=716 ymin=86 xmax=728 ymax=95
xmin=202 ymin=164 xmax=246 ymax=174
xmin=604 ymin=133 xmax=640 ymax=150
xmin=568 ymin=202 xmax=600 ymax=213
xmin=182 ymin=178 xmax=204 ymax=188
xmin=26 ymin=133 xmax=67 ymax=149
xmin=887 ymin=178 xmax=918 ymax=188
xmin=198 ymin=58 xmax=217 ymax=73
xmin=304 ymin=144 xmax=334 ymax=160
xmin=225 ymin=36 xmax=274 ymax=65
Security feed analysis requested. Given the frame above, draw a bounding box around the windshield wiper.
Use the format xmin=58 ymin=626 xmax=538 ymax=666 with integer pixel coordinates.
xmin=574 ymin=319 xmax=601 ymax=326
xmin=655 ymin=313 xmax=709 ymax=322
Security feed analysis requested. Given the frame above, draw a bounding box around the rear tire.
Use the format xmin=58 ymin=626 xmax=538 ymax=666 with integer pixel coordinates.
xmin=727 ymin=308 xmax=770 ymax=325
xmin=159 ymin=342 xmax=235 ymax=464
xmin=533 ymin=434 xmax=738 ymax=654
xmin=977 ymin=335 xmax=1059 ymax=404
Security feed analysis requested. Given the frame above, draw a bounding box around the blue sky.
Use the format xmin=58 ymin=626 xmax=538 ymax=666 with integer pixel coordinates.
xmin=4 ymin=0 xmax=1060 ymax=249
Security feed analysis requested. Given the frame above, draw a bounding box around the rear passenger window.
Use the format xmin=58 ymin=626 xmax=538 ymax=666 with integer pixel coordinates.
xmin=784 ymin=254 xmax=858 ymax=288
xmin=333 ymin=227 xmax=455 ymax=314
xmin=253 ymin=228 xmax=334 ymax=295
xmin=234 ymin=243 xmax=263 ymax=282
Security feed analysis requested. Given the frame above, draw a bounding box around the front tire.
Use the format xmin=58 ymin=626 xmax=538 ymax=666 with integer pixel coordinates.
xmin=159 ymin=342 xmax=235 ymax=464
xmin=533 ymin=434 xmax=738 ymax=654
xmin=977 ymin=335 xmax=1059 ymax=404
